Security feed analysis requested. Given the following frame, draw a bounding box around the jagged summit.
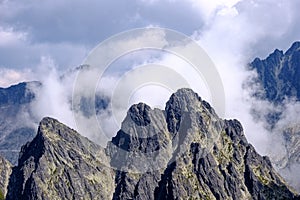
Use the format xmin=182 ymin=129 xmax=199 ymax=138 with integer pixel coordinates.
xmin=250 ymin=41 xmax=300 ymax=192
xmin=286 ymin=41 xmax=300 ymax=55
xmin=37 ymin=117 xmax=83 ymax=144
xmin=250 ymin=41 xmax=300 ymax=102
xmin=6 ymin=117 xmax=114 ymax=200
xmin=107 ymin=89 xmax=298 ymax=199
xmin=128 ymin=103 xmax=152 ymax=127
xmin=0 ymin=81 xmax=40 ymax=106
xmin=3 ymin=89 xmax=300 ymax=199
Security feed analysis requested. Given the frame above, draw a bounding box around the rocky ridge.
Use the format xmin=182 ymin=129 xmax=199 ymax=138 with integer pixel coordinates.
xmin=6 ymin=117 xmax=114 ymax=200
xmin=3 ymin=89 xmax=299 ymax=199
xmin=250 ymin=41 xmax=300 ymax=192
xmin=250 ymin=41 xmax=300 ymax=103
xmin=0 ymin=80 xmax=109 ymax=165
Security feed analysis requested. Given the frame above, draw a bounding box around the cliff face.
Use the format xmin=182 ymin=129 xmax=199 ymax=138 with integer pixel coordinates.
xmin=4 ymin=89 xmax=299 ymax=199
xmin=0 ymin=155 xmax=11 ymax=199
xmin=250 ymin=41 xmax=300 ymax=103
xmin=6 ymin=117 xmax=115 ymax=200
xmin=250 ymin=42 xmax=300 ymax=192
xmin=108 ymin=89 xmax=298 ymax=200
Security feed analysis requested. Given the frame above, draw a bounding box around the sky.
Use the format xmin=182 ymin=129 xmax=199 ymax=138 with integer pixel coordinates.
xmin=0 ymin=0 xmax=300 ymax=76
xmin=0 ymin=0 xmax=299 ymax=137
xmin=1 ymin=0 xmax=300 ymax=142
xmin=1 ymin=0 xmax=300 ymax=189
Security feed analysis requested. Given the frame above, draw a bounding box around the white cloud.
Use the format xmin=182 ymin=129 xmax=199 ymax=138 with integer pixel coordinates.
xmin=187 ymin=0 xmax=241 ymax=22
xmin=1 ymin=0 xmax=300 ymax=189
xmin=0 ymin=27 xmax=27 ymax=46
xmin=0 ymin=68 xmax=32 ymax=87
xmin=29 ymin=56 xmax=76 ymax=129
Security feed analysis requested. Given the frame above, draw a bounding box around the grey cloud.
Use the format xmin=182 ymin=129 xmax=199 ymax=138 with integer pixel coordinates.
xmin=1 ymin=0 xmax=204 ymax=45
xmin=0 ymin=39 xmax=87 ymax=70
xmin=0 ymin=0 xmax=205 ymax=70
xmin=235 ymin=0 xmax=300 ymax=58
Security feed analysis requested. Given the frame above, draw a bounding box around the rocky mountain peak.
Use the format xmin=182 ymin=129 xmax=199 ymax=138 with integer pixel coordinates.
xmin=286 ymin=41 xmax=300 ymax=55
xmin=0 ymin=81 xmax=40 ymax=106
xmin=107 ymin=89 xmax=298 ymax=199
xmin=6 ymin=117 xmax=115 ymax=200
xmin=248 ymin=41 xmax=300 ymax=193
xmin=166 ymin=88 xmax=202 ymax=108
xmin=250 ymin=41 xmax=300 ymax=102
xmin=128 ymin=103 xmax=152 ymax=127
xmin=271 ymin=49 xmax=284 ymax=57
xmin=37 ymin=117 xmax=84 ymax=145
xmin=165 ymin=88 xmax=218 ymax=134
xmin=2 ymin=89 xmax=299 ymax=199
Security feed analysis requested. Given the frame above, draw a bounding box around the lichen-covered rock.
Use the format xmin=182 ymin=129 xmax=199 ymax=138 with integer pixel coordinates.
xmin=6 ymin=117 xmax=114 ymax=200
xmin=4 ymin=88 xmax=299 ymax=200
xmin=109 ymin=88 xmax=299 ymax=200
xmin=0 ymin=155 xmax=11 ymax=198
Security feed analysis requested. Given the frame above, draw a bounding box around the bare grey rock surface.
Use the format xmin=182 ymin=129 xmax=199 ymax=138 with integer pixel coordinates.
xmin=3 ymin=89 xmax=299 ymax=199
xmin=0 ymin=155 xmax=11 ymax=198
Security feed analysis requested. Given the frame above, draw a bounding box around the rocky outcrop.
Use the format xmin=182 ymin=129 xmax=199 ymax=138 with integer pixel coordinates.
xmin=108 ymin=88 xmax=298 ymax=200
xmin=6 ymin=117 xmax=114 ymax=200
xmin=249 ymin=41 xmax=300 ymax=192
xmin=250 ymin=41 xmax=300 ymax=103
xmin=0 ymin=155 xmax=11 ymax=199
xmin=4 ymin=89 xmax=299 ymax=199
xmin=0 ymin=80 xmax=109 ymax=165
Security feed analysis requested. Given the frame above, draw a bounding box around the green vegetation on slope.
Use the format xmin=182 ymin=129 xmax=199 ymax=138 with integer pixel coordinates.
xmin=0 ymin=189 xmax=5 ymax=200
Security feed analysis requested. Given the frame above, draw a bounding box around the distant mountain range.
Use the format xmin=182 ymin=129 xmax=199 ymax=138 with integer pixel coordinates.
xmin=0 ymin=79 xmax=108 ymax=165
xmin=250 ymin=41 xmax=300 ymax=191
xmin=1 ymin=89 xmax=298 ymax=199
xmin=250 ymin=41 xmax=300 ymax=103
xmin=0 ymin=42 xmax=300 ymax=199
xmin=0 ymin=82 xmax=40 ymax=165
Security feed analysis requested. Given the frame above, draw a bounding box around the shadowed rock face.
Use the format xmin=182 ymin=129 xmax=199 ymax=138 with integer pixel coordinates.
xmin=250 ymin=42 xmax=300 ymax=192
xmin=4 ymin=89 xmax=300 ymax=199
xmin=250 ymin=41 xmax=300 ymax=103
xmin=107 ymin=88 xmax=299 ymax=199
